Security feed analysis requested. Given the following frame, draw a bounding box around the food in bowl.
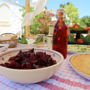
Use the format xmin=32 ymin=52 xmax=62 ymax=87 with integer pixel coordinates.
xmin=0 ymin=48 xmax=64 ymax=83
xmin=0 ymin=33 xmax=18 ymax=48
xmin=0 ymin=48 xmax=56 ymax=69
xmin=70 ymin=54 xmax=90 ymax=76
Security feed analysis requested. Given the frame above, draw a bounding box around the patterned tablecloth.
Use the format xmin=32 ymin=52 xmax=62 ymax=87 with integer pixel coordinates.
xmin=0 ymin=44 xmax=90 ymax=90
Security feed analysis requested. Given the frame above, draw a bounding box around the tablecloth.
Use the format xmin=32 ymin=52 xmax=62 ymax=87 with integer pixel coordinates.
xmin=0 ymin=44 xmax=90 ymax=90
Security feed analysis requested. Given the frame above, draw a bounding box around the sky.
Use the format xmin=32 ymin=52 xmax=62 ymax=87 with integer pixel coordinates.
xmin=17 ymin=0 xmax=90 ymax=18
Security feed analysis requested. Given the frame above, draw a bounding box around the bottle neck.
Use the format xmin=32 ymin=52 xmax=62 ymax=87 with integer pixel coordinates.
xmin=58 ymin=16 xmax=64 ymax=23
xmin=57 ymin=16 xmax=65 ymax=27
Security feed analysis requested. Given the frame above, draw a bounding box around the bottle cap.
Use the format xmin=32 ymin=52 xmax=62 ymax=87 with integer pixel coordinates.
xmin=57 ymin=8 xmax=65 ymax=13
xmin=57 ymin=8 xmax=65 ymax=17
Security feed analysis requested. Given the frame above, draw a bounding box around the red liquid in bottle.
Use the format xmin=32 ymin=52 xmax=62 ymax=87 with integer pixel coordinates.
xmin=53 ymin=10 xmax=68 ymax=59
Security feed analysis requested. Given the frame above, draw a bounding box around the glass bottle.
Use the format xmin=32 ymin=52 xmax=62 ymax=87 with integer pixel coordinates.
xmin=52 ymin=9 xmax=68 ymax=59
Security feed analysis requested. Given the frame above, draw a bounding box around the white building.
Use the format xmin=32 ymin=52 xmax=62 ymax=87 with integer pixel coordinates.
xmin=0 ymin=0 xmax=23 ymax=35
xmin=0 ymin=0 xmax=48 ymax=35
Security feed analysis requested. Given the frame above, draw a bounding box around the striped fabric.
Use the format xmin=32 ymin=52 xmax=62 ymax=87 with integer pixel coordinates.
xmin=0 ymin=53 xmax=90 ymax=90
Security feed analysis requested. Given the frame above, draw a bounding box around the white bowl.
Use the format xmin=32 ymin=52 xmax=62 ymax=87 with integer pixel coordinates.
xmin=0 ymin=48 xmax=64 ymax=84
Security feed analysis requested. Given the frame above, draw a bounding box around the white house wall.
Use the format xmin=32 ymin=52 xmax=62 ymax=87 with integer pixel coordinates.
xmin=0 ymin=1 xmax=22 ymax=35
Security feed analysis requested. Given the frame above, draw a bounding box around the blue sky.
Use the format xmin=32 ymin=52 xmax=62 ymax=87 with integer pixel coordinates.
xmin=18 ymin=0 xmax=90 ymax=18
xmin=47 ymin=0 xmax=90 ymax=17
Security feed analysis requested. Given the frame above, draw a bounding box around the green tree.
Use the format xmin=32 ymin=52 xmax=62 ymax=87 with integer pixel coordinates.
xmin=30 ymin=12 xmax=45 ymax=34
xmin=20 ymin=6 xmax=51 ymax=35
xmin=30 ymin=11 xmax=51 ymax=35
xmin=19 ymin=6 xmax=34 ymax=17
xmin=80 ymin=16 xmax=90 ymax=27
xmin=60 ymin=2 xmax=80 ymax=25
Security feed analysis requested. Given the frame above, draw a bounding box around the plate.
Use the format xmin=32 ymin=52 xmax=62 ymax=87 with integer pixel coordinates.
xmin=68 ymin=54 xmax=90 ymax=80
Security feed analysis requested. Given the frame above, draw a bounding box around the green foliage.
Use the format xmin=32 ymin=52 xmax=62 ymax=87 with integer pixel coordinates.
xmin=77 ymin=34 xmax=90 ymax=43
xmin=35 ymin=12 xmax=45 ymax=19
xmin=19 ymin=35 xmax=28 ymax=44
xmin=30 ymin=12 xmax=45 ymax=34
xmin=34 ymin=35 xmax=43 ymax=44
xmin=69 ymin=26 xmax=84 ymax=30
xmin=20 ymin=6 xmax=50 ymax=35
xmin=60 ymin=2 xmax=80 ymax=25
xmin=30 ymin=12 xmax=50 ymax=35
xmin=68 ymin=34 xmax=90 ymax=44
xmin=84 ymin=35 xmax=90 ymax=43
xmin=68 ymin=34 xmax=75 ymax=42
xmin=19 ymin=6 xmax=34 ymax=17
xmin=79 ymin=22 xmax=86 ymax=28
xmin=80 ymin=16 xmax=90 ymax=27
xmin=80 ymin=34 xmax=85 ymax=39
